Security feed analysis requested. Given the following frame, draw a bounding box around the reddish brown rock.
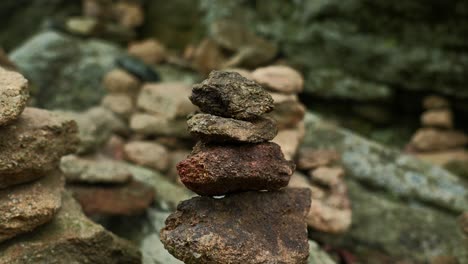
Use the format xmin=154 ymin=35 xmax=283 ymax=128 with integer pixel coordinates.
xmin=128 ymin=39 xmax=166 ymax=65
xmin=296 ymin=148 xmax=341 ymax=170
xmin=103 ymin=68 xmax=140 ymax=93
xmin=0 ymin=67 xmax=29 ymax=126
xmin=421 ymin=109 xmax=453 ymax=129
xmin=190 ymin=71 xmax=274 ymax=120
xmin=160 ymin=188 xmax=311 ymax=264
xmin=0 ymin=108 xmax=79 ymax=188
xmin=187 ymin=113 xmax=278 ymax=143
xmin=252 ymin=65 xmax=304 ymax=94
xmin=0 ymin=192 xmax=141 ymax=264
xmin=177 ymin=142 xmax=294 ymax=196
xmin=0 ymin=171 xmax=63 ymax=243
xmin=409 ymin=128 xmax=468 ymax=151
xmin=69 ymin=180 xmax=155 ymax=216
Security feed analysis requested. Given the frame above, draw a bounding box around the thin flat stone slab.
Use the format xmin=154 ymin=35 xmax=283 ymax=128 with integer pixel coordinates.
xmin=0 ymin=192 xmax=141 ymax=264
xmin=68 ymin=180 xmax=155 ymax=216
xmin=0 ymin=171 xmax=63 ymax=243
xmin=190 ymin=71 xmax=274 ymax=120
xmin=187 ymin=113 xmax=278 ymax=143
xmin=0 ymin=108 xmax=79 ymax=188
xmin=60 ymin=155 xmax=133 ymax=184
xmin=177 ymin=142 xmax=295 ymax=196
xmin=409 ymin=128 xmax=468 ymax=151
xmin=0 ymin=67 xmax=29 ymax=126
xmin=161 ymin=188 xmax=311 ymax=264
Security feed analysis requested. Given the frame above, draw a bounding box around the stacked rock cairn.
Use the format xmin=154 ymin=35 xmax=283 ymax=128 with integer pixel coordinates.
xmin=160 ymin=71 xmax=311 ymax=263
xmin=0 ymin=67 xmax=140 ymax=263
xmin=407 ymin=95 xmax=468 ymax=166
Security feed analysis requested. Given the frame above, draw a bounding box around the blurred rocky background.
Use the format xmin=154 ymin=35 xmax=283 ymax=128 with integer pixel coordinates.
xmin=1 ymin=0 xmax=467 ymax=263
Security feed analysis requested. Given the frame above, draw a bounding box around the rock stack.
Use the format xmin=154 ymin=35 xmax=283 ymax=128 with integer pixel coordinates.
xmin=0 ymin=67 xmax=140 ymax=263
xmin=160 ymin=71 xmax=311 ymax=263
xmin=407 ymin=95 xmax=468 ymax=167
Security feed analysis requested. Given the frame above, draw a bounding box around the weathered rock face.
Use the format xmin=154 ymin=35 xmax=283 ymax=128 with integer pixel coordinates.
xmin=137 ymin=82 xmax=196 ymax=119
xmin=60 ymin=155 xmax=132 ymax=184
xmin=0 ymin=108 xmax=78 ymax=188
xmin=200 ymin=1 xmax=468 ymax=100
xmin=123 ymin=141 xmax=170 ymax=172
xmin=69 ymin=180 xmax=155 ymax=217
xmin=252 ymin=65 xmax=304 ymax=94
xmin=0 ymin=67 xmax=29 ymax=126
xmin=56 ymin=106 xmax=127 ymax=154
xmin=161 ymin=189 xmax=311 ymax=264
xmin=187 ymin=113 xmax=278 ymax=143
xmin=10 ymin=31 xmax=122 ymax=110
xmin=0 ymin=192 xmax=141 ymax=264
xmin=302 ymin=112 xmax=468 ymax=262
xmin=190 ymin=71 xmax=274 ymax=120
xmin=0 ymin=171 xmax=63 ymax=243
xmin=177 ymin=142 xmax=294 ymax=196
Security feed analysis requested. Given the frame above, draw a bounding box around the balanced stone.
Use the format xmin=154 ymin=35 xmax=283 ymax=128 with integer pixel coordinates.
xmin=0 ymin=67 xmax=29 ymax=126
xmin=409 ymin=128 xmax=468 ymax=151
xmin=0 ymin=192 xmax=141 ymax=264
xmin=160 ymin=188 xmax=311 ymax=264
xmin=252 ymin=65 xmax=304 ymax=94
xmin=177 ymin=142 xmax=294 ymax=196
xmin=187 ymin=113 xmax=278 ymax=143
xmin=0 ymin=108 xmax=79 ymax=188
xmin=190 ymin=71 xmax=274 ymax=120
xmin=0 ymin=171 xmax=63 ymax=243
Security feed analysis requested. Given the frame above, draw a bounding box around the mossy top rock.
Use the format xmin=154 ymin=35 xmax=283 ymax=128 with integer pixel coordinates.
xmin=190 ymin=71 xmax=274 ymax=120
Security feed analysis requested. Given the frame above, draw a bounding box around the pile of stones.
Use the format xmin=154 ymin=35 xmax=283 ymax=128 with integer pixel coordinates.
xmin=63 ymin=0 xmax=144 ymax=42
xmin=293 ymin=149 xmax=352 ymax=234
xmin=160 ymin=71 xmax=312 ymax=263
xmin=407 ymin=95 xmax=468 ymax=167
xmin=0 ymin=67 xmax=140 ymax=263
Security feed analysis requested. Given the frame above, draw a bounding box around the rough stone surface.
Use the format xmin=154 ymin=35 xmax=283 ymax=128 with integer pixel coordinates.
xmin=10 ymin=31 xmax=122 ymax=110
xmin=252 ymin=65 xmax=304 ymax=94
xmin=0 ymin=108 xmax=78 ymax=188
xmin=60 ymin=155 xmax=132 ymax=184
xmin=303 ymin=113 xmax=468 ymax=213
xmin=267 ymin=100 xmax=306 ymax=129
xmin=297 ymin=149 xmax=341 ymax=171
xmin=0 ymin=67 xmax=29 ymax=126
xmin=137 ymin=82 xmax=197 ymax=119
xmin=123 ymin=141 xmax=170 ymax=172
xmin=130 ymin=113 xmax=189 ymax=138
xmin=187 ymin=113 xmax=278 ymax=143
xmin=409 ymin=128 xmax=468 ymax=151
xmin=0 ymin=192 xmax=141 ymax=264
xmin=56 ymin=107 xmax=127 ymax=154
xmin=177 ymin=142 xmax=295 ymax=196
xmin=69 ymin=180 xmax=155 ymax=216
xmin=190 ymin=71 xmax=274 ymax=120
xmin=272 ymin=123 xmax=305 ymax=160
xmin=421 ymin=109 xmax=453 ymax=129
xmin=0 ymin=171 xmax=63 ymax=243
xmin=289 ymin=171 xmax=351 ymax=234
xmin=161 ymin=189 xmax=311 ymax=264
xmin=102 ymin=93 xmax=134 ymax=118
xmin=103 ymin=68 xmax=140 ymax=93
xmin=128 ymin=39 xmax=166 ymax=65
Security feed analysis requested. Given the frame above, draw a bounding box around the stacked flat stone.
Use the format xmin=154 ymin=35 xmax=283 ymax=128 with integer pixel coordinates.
xmin=407 ymin=95 xmax=468 ymax=166
xmin=0 ymin=67 xmax=141 ymax=263
xmin=160 ymin=71 xmax=311 ymax=264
